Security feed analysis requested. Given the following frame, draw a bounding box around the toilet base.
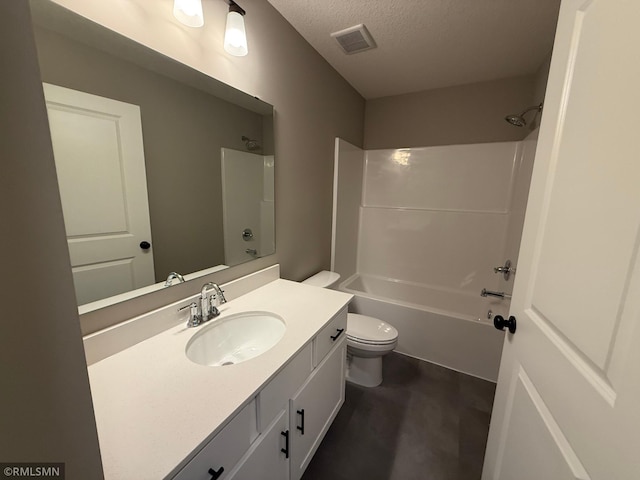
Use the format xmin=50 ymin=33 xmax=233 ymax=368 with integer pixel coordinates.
xmin=346 ymin=354 xmax=383 ymax=387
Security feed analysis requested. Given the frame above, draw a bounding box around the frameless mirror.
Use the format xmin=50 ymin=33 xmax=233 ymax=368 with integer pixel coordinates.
xmin=29 ymin=1 xmax=275 ymax=311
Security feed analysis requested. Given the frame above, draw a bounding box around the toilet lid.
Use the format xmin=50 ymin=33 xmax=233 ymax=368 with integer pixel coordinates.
xmin=347 ymin=313 xmax=398 ymax=345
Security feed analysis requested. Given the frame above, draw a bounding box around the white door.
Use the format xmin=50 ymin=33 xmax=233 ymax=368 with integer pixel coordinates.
xmin=43 ymin=83 xmax=155 ymax=305
xmin=483 ymin=1 xmax=640 ymax=479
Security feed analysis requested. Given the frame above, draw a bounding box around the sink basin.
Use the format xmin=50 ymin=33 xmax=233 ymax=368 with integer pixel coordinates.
xmin=185 ymin=311 xmax=286 ymax=366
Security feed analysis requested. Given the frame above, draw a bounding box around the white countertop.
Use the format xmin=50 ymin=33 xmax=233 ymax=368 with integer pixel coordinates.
xmin=86 ymin=279 xmax=352 ymax=479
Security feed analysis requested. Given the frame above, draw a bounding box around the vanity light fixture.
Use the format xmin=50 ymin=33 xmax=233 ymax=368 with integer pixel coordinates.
xmin=224 ymin=0 xmax=248 ymax=56
xmin=173 ymin=0 xmax=204 ymax=27
xmin=172 ymin=0 xmax=248 ymax=56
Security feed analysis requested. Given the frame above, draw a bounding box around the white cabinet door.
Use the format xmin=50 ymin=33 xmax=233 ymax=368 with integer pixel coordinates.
xmin=228 ymin=410 xmax=290 ymax=480
xmin=43 ymin=83 xmax=155 ymax=305
xmin=483 ymin=1 xmax=640 ymax=479
xmin=290 ymin=339 xmax=346 ymax=480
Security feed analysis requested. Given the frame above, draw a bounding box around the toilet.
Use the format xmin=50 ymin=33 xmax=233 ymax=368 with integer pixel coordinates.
xmin=302 ymin=271 xmax=399 ymax=387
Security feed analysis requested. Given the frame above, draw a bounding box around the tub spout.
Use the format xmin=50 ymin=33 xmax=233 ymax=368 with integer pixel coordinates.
xmin=481 ymin=288 xmax=512 ymax=300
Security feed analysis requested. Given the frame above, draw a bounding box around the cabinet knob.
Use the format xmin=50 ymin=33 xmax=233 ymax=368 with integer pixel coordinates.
xmin=208 ymin=466 xmax=224 ymax=479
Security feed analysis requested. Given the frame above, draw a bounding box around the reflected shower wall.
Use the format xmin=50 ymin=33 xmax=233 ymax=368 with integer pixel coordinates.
xmin=221 ymin=148 xmax=275 ymax=266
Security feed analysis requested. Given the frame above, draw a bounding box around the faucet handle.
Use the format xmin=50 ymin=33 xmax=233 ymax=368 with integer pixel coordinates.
xmin=178 ymin=302 xmax=197 ymax=312
xmin=493 ymin=259 xmax=516 ymax=281
xmin=215 ymin=285 xmax=227 ymax=304
xmin=208 ymin=295 xmax=220 ymax=319
xmin=179 ymin=302 xmax=201 ymax=327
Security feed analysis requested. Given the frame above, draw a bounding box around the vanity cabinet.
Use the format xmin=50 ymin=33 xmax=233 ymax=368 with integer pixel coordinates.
xmin=170 ymin=308 xmax=347 ymax=480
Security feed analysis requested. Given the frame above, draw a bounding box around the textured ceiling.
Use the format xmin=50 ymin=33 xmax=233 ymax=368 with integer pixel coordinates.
xmin=266 ymin=0 xmax=561 ymax=99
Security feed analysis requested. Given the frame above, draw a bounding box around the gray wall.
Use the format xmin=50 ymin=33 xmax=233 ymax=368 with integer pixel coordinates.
xmin=364 ymin=75 xmax=536 ymax=149
xmin=34 ymin=27 xmax=266 ymax=282
xmin=0 ymin=3 xmax=103 ymax=476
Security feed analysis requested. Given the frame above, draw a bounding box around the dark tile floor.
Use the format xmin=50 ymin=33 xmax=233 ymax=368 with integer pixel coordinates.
xmin=301 ymin=352 xmax=496 ymax=480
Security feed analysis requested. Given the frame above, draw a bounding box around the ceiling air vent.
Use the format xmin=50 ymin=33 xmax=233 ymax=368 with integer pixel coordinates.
xmin=331 ymin=24 xmax=377 ymax=55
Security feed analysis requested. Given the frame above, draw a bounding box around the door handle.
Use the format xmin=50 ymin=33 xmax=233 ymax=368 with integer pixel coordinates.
xmin=139 ymin=241 xmax=151 ymax=250
xmin=494 ymin=315 xmax=517 ymax=334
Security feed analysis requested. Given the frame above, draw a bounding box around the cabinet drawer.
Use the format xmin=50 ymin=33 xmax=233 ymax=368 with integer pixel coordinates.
xmin=173 ymin=399 xmax=257 ymax=480
xmin=258 ymin=342 xmax=312 ymax=432
xmin=313 ymin=307 xmax=347 ymax=367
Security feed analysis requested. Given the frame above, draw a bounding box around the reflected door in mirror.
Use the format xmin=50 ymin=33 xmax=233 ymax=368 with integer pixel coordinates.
xmin=44 ymin=83 xmax=155 ymax=304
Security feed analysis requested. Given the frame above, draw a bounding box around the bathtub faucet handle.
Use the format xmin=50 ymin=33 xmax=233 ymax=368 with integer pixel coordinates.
xmin=493 ymin=259 xmax=516 ymax=281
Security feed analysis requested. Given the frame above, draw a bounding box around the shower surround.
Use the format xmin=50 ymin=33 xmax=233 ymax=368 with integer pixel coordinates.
xmin=332 ymin=134 xmax=537 ymax=381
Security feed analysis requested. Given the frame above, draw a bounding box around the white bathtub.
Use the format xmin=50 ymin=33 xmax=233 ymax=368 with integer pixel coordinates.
xmin=340 ymin=274 xmax=507 ymax=381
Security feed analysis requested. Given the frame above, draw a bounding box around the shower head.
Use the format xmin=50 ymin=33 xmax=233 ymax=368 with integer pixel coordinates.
xmin=241 ymin=135 xmax=261 ymax=151
xmin=505 ymin=114 xmax=527 ymax=127
xmin=505 ymin=103 xmax=543 ymax=127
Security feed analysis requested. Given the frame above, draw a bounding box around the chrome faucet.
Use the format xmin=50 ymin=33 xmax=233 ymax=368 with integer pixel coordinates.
xmin=164 ymin=271 xmax=185 ymax=287
xmin=177 ymin=282 xmax=227 ymax=328
xmin=200 ymin=283 xmax=220 ymax=322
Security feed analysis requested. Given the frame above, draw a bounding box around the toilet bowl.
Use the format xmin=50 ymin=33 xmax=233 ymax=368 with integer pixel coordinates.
xmin=302 ymin=271 xmax=399 ymax=387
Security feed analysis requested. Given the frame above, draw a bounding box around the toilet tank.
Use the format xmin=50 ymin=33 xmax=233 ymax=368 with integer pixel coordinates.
xmin=301 ymin=271 xmax=341 ymax=289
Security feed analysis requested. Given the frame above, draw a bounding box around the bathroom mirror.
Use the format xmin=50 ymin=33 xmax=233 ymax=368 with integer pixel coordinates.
xmin=29 ymin=1 xmax=275 ymax=310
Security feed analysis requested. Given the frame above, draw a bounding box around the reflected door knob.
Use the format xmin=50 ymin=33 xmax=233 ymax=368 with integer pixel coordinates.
xmin=494 ymin=315 xmax=517 ymax=334
xmin=139 ymin=241 xmax=151 ymax=250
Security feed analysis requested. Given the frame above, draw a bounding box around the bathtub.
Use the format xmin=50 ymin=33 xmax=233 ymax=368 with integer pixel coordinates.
xmin=339 ymin=274 xmax=507 ymax=381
